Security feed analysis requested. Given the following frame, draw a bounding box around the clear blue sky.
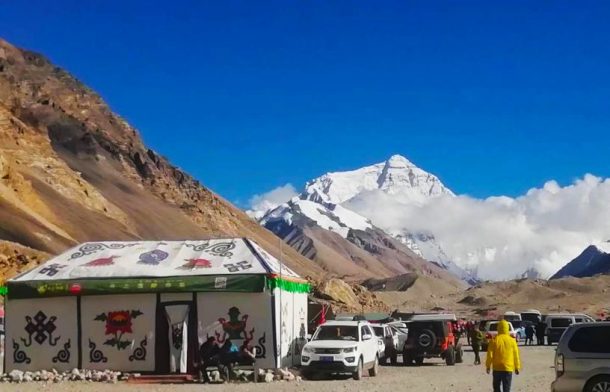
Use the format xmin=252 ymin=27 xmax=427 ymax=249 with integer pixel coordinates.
xmin=2 ymin=1 xmax=610 ymax=206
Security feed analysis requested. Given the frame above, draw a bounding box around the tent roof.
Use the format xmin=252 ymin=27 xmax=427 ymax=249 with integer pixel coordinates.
xmin=11 ymin=238 xmax=301 ymax=282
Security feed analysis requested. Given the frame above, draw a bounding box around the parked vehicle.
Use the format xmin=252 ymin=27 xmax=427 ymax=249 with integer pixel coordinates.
xmin=482 ymin=320 xmax=517 ymax=351
xmin=503 ymin=311 xmax=522 ymax=322
xmin=301 ymin=320 xmax=380 ymax=380
xmin=402 ymin=314 xmax=463 ymax=366
xmin=551 ymin=321 xmax=610 ymax=392
xmin=372 ymin=324 xmax=399 ymax=365
xmin=521 ymin=309 xmax=542 ymax=324
xmin=546 ymin=314 xmax=596 ymax=345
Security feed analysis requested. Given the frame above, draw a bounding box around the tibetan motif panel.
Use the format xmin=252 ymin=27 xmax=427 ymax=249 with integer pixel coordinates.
xmin=6 ymin=297 xmax=77 ymax=371
xmin=81 ymin=294 xmax=156 ymax=371
xmin=197 ymin=292 xmax=274 ymax=368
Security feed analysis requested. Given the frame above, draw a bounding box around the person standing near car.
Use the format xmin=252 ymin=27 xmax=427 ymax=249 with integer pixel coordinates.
xmin=486 ymin=320 xmax=521 ymax=392
xmin=470 ymin=324 xmax=484 ymax=365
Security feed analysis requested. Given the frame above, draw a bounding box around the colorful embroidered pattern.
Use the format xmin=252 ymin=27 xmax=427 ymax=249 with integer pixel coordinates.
xmin=138 ymin=249 xmax=169 ymax=265
xmin=84 ymin=255 xmax=118 ymax=267
xmin=179 ymin=258 xmax=212 ymax=269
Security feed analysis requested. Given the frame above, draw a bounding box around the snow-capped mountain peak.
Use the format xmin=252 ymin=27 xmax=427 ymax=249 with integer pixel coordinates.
xmin=302 ymin=154 xmax=454 ymax=205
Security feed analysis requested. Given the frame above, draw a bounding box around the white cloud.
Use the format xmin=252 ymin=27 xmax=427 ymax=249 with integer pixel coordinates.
xmin=247 ymin=183 xmax=298 ymax=219
xmin=344 ymin=174 xmax=610 ymax=280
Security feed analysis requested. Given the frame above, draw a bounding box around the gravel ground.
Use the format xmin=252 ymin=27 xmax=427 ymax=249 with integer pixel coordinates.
xmin=3 ymin=345 xmax=556 ymax=392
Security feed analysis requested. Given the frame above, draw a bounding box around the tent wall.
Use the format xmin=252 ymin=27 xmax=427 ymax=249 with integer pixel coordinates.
xmin=5 ymin=297 xmax=78 ymax=371
xmin=274 ymin=288 xmax=308 ymax=368
xmin=81 ymin=294 xmax=156 ymax=371
xmin=196 ymin=292 xmax=275 ymax=369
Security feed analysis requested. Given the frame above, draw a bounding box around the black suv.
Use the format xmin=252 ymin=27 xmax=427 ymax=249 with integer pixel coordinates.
xmin=403 ymin=318 xmax=463 ymax=366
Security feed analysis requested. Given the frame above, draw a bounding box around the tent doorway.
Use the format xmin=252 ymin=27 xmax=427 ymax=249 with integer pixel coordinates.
xmin=155 ymin=299 xmax=198 ymax=374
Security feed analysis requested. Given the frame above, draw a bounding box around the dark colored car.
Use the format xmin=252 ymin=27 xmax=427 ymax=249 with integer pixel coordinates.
xmin=403 ymin=318 xmax=463 ymax=366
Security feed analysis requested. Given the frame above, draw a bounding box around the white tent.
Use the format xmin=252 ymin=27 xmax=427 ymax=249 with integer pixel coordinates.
xmin=4 ymin=238 xmax=309 ymax=373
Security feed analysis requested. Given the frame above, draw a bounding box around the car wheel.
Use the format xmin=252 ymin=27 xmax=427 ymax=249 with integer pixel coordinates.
xmin=415 ymin=357 xmax=424 ymax=366
xmin=455 ymin=345 xmax=464 ymax=363
xmin=403 ymin=351 xmax=414 ymax=366
xmin=380 ymin=355 xmax=387 ymax=366
xmin=445 ymin=346 xmax=456 ymax=366
xmin=369 ymin=355 xmax=379 ymax=377
xmin=353 ymin=358 xmax=363 ymax=380
xmin=585 ymin=376 xmax=610 ymax=392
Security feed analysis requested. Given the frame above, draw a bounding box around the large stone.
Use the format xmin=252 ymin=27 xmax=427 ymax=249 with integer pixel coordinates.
xmin=9 ymin=370 xmax=23 ymax=383
xmin=316 ymin=278 xmax=360 ymax=308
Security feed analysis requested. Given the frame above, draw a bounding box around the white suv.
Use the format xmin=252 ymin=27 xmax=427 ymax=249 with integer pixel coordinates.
xmin=301 ymin=320 xmax=380 ymax=380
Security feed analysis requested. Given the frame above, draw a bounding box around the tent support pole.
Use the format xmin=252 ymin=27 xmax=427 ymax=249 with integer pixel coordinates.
xmin=77 ymin=295 xmax=82 ymax=369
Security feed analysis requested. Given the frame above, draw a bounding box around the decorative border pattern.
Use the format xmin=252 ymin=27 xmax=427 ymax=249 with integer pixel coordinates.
xmin=88 ymin=339 xmax=108 ymax=363
xmin=12 ymin=339 xmax=32 ymax=364
xmin=128 ymin=337 xmax=147 ymax=361
xmin=52 ymin=339 xmax=71 ymax=363
xmin=70 ymin=243 xmax=139 ymax=260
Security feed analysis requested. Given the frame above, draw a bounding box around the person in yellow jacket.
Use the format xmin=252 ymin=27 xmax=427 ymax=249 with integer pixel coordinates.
xmin=485 ymin=319 xmax=521 ymax=392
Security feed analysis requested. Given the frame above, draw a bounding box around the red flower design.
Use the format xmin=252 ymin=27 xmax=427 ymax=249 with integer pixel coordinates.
xmin=105 ymin=311 xmax=133 ymax=335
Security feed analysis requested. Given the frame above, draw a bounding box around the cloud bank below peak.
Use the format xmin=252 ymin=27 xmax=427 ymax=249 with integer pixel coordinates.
xmin=344 ymin=174 xmax=610 ymax=280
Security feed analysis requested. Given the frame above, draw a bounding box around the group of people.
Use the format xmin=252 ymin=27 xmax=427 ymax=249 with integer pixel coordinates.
xmin=197 ymin=336 xmax=256 ymax=383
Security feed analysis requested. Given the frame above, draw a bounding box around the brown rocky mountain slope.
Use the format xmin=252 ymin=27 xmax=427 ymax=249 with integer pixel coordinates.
xmin=376 ymin=276 xmax=610 ymax=318
xmin=0 ymin=37 xmax=323 ymax=281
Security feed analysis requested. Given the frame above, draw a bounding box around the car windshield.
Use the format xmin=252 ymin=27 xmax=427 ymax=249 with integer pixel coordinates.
xmin=314 ymin=325 xmax=359 ymax=341
xmin=509 ymin=321 xmax=521 ymax=329
xmin=372 ymin=326 xmax=384 ymax=337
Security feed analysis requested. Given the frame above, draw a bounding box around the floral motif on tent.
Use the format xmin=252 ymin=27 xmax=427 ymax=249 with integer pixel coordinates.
xmin=184 ymin=241 xmax=236 ymax=257
xmin=70 ymin=243 xmax=139 ymax=260
xmin=223 ymin=260 xmax=253 ymax=273
xmin=84 ymin=255 xmax=118 ymax=267
xmin=88 ymin=339 xmax=108 ymax=363
xmin=52 ymin=339 xmax=71 ymax=363
xmin=179 ymin=258 xmax=212 ymax=269
xmin=128 ymin=337 xmax=147 ymax=362
xmin=94 ymin=310 xmax=143 ymax=350
xmin=137 ymin=249 xmax=169 ymax=265
xmin=22 ymin=311 xmax=60 ymax=346
xmin=12 ymin=340 xmax=31 ymax=364
xmin=38 ymin=263 xmax=66 ymax=277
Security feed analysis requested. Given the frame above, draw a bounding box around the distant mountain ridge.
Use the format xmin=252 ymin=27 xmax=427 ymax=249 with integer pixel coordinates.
xmin=551 ymin=243 xmax=610 ymax=279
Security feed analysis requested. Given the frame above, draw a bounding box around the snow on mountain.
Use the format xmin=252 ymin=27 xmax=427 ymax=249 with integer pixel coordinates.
xmin=261 ymin=198 xmax=372 ymax=239
xmin=393 ymin=231 xmax=479 ymax=284
xmin=303 ymin=154 xmax=454 ymax=205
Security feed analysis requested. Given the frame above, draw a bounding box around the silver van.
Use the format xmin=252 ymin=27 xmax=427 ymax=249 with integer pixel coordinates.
xmin=552 ymin=322 xmax=610 ymax=392
xmin=546 ymin=314 xmax=595 ymax=345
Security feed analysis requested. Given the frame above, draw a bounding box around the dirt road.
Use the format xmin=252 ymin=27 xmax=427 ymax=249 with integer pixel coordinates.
xmin=3 ymin=345 xmax=556 ymax=392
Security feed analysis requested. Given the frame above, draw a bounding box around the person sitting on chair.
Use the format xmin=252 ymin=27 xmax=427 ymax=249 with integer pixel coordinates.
xmin=198 ymin=336 xmax=219 ymax=383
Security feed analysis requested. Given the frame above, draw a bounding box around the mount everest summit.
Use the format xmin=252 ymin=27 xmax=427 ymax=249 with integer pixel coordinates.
xmin=250 ymin=154 xmax=476 ymax=284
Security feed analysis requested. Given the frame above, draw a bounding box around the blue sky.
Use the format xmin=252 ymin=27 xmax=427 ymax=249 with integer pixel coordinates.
xmin=2 ymin=1 xmax=610 ymax=206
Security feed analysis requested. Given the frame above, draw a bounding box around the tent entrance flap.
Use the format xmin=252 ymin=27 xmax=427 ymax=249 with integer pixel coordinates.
xmin=164 ymin=304 xmax=191 ymax=373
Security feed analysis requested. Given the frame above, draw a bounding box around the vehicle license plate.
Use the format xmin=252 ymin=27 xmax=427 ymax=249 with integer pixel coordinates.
xmin=320 ymin=356 xmax=334 ymax=362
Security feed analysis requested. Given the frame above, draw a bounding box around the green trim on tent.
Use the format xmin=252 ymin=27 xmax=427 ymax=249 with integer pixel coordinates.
xmin=6 ymin=274 xmax=266 ymax=299
xmin=0 ymin=285 xmax=6 ymax=296
xmin=266 ymin=276 xmax=311 ymax=293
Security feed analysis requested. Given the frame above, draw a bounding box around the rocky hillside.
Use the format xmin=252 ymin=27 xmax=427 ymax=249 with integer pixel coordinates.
xmin=376 ymin=276 xmax=610 ymax=318
xmin=260 ymin=198 xmax=464 ymax=286
xmin=0 ymin=38 xmax=324 ymax=281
